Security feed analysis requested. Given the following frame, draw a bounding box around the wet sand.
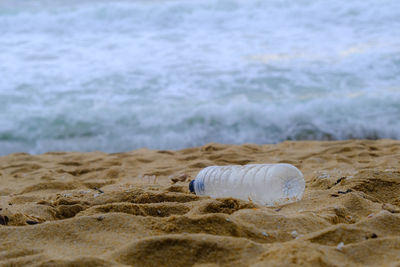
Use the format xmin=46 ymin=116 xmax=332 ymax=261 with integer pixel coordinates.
xmin=1 ymin=139 xmax=400 ymax=266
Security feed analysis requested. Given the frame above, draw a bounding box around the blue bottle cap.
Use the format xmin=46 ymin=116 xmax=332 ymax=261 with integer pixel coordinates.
xmin=189 ymin=180 xmax=195 ymax=193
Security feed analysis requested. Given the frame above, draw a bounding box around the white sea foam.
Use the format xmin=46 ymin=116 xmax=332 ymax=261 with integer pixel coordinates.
xmin=0 ymin=0 xmax=400 ymax=155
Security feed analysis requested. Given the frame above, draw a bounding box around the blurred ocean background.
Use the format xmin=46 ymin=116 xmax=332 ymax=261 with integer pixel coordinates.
xmin=0 ymin=0 xmax=400 ymax=155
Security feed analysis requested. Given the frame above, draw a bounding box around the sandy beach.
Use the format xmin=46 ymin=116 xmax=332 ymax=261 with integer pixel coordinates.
xmin=1 ymin=139 xmax=400 ymax=266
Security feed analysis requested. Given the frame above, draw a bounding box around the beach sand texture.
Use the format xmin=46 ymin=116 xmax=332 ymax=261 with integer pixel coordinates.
xmin=1 ymin=140 xmax=400 ymax=266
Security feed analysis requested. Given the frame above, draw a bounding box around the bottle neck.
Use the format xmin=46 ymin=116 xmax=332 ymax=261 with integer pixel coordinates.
xmin=193 ymin=178 xmax=205 ymax=195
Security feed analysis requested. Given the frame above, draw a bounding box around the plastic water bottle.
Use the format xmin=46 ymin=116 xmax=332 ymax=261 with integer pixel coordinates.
xmin=189 ymin=163 xmax=305 ymax=206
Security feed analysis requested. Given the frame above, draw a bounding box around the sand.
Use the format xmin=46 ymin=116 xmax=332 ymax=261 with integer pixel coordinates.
xmin=1 ymin=139 xmax=400 ymax=266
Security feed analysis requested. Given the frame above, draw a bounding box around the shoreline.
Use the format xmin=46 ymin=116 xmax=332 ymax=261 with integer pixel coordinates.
xmin=1 ymin=139 xmax=400 ymax=266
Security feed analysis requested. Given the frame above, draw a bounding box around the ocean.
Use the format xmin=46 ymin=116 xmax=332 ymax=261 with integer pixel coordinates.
xmin=0 ymin=0 xmax=399 ymax=155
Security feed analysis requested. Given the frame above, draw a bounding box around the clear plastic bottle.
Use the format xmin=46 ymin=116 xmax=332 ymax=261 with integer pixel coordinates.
xmin=189 ymin=163 xmax=305 ymax=206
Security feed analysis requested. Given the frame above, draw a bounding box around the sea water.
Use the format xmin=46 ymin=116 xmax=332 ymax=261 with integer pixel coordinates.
xmin=0 ymin=0 xmax=399 ymax=155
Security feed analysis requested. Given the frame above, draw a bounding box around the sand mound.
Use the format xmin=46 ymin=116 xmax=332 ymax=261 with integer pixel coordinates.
xmin=1 ymin=140 xmax=400 ymax=266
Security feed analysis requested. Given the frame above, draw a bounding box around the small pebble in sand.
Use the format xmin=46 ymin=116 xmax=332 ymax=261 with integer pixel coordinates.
xmin=318 ymin=172 xmax=330 ymax=179
xmin=336 ymin=242 xmax=344 ymax=251
xmin=291 ymin=231 xmax=298 ymax=238
xmin=170 ymin=173 xmax=189 ymax=183
xmin=94 ymin=187 xmax=104 ymax=194
xmin=334 ymin=177 xmax=346 ymax=185
xmin=262 ymin=232 xmax=269 ymax=237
